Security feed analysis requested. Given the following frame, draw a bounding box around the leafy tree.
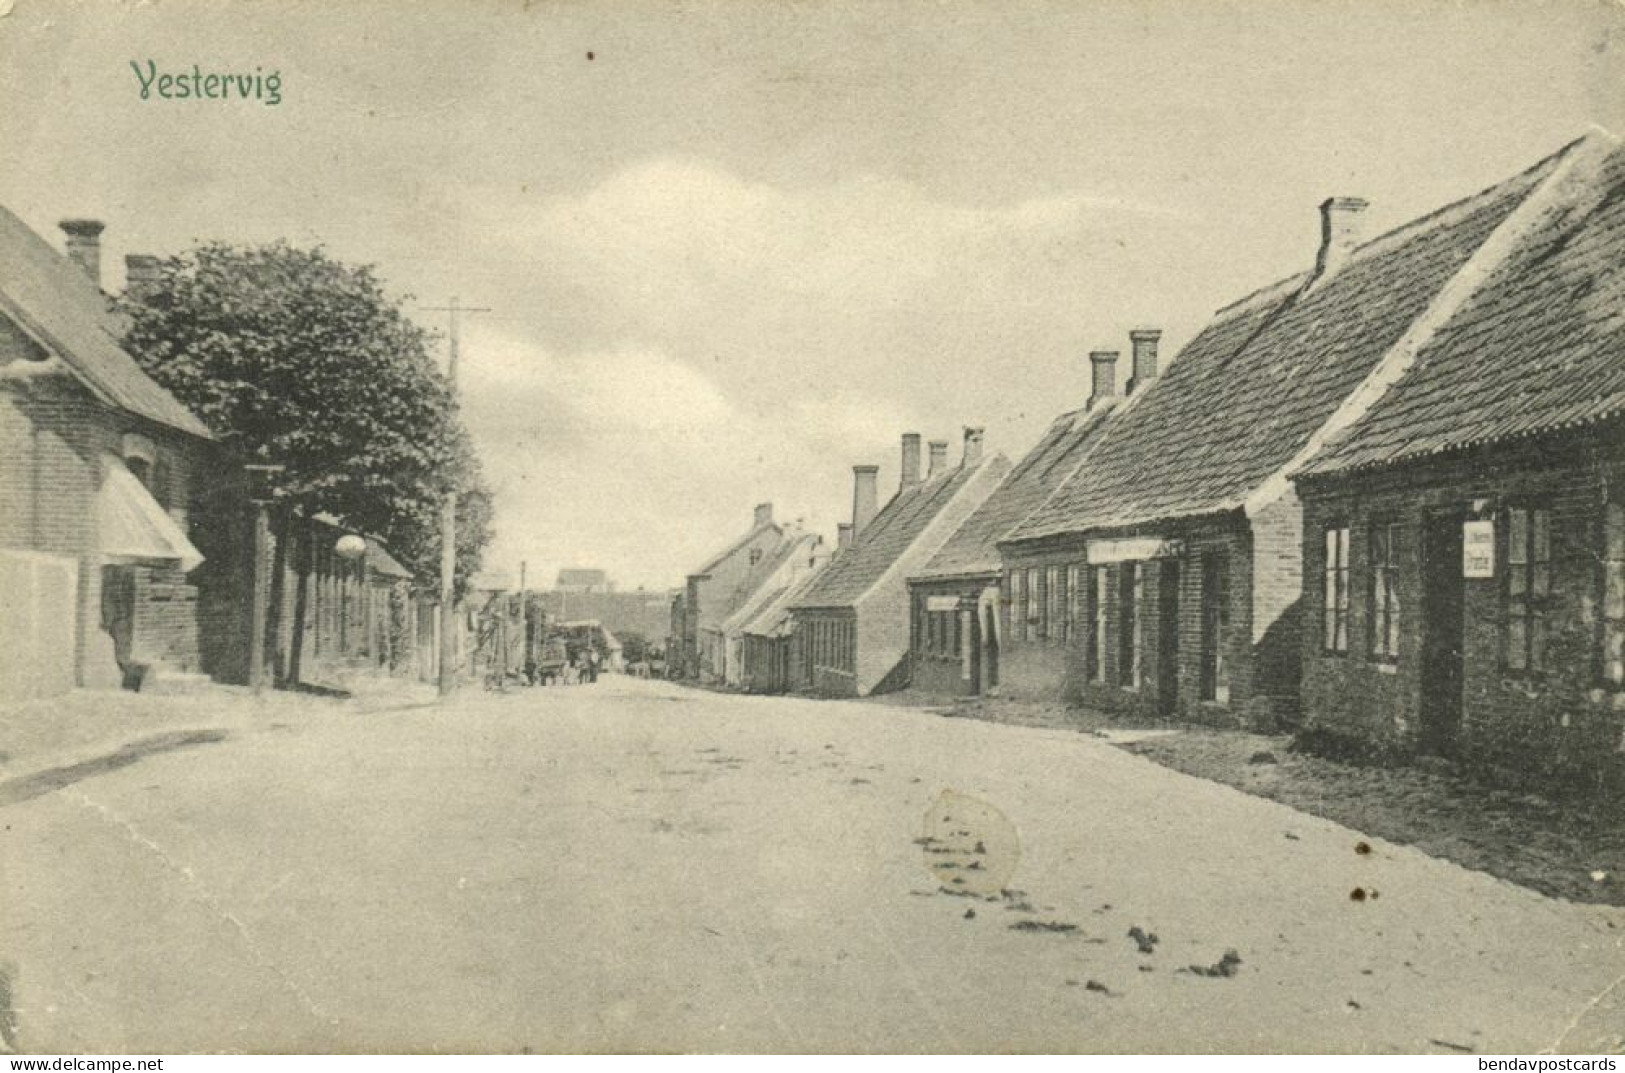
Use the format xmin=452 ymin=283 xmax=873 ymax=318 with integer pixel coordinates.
xmin=119 ymin=242 xmax=493 ymax=681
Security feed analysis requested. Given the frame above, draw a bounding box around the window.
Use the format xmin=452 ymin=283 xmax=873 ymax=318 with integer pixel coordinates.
xmin=1506 ymin=507 xmax=1551 ymax=673
xmin=952 ymin=609 xmax=963 ymax=658
xmin=1010 ymin=569 xmax=1025 ymax=644
xmin=1119 ymin=563 xmax=1143 ymax=689
xmin=1323 ymin=524 xmax=1350 ymax=653
xmin=1606 ymin=504 xmax=1625 ymax=685
xmin=1045 ymin=566 xmax=1062 ymax=642
xmin=749 ymin=548 xmax=762 ymax=566
xmin=1092 ymin=566 xmax=1109 ymax=683
xmin=1025 ymin=567 xmax=1040 ymax=642
xmin=1065 ymin=565 xmax=1082 ymax=643
xmin=1370 ymin=523 xmax=1401 ymax=661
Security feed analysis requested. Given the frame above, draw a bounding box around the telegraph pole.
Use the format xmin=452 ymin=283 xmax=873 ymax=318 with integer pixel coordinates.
xmin=422 ymin=297 xmax=491 ymax=697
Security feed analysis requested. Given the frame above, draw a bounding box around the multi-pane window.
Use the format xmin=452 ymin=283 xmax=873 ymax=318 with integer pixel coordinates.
xmin=1506 ymin=506 xmax=1551 ymax=673
xmin=1092 ymin=566 xmax=1109 ymax=683
xmin=1370 ymin=523 xmax=1401 ymax=661
xmin=1066 ymin=564 xmax=1083 ymax=643
xmin=1025 ymin=567 xmax=1040 ymax=642
xmin=1119 ymin=563 xmax=1143 ymax=689
xmin=1053 ymin=565 xmax=1066 ymax=640
xmin=1605 ymin=504 xmax=1625 ymax=685
xmin=1323 ymin=524 xmax=1350 ymax=653
xmin=1010 ymin=570 xmax=1026 ymax=644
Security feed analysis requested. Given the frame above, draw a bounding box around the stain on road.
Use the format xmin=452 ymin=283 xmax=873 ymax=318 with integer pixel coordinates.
xmin=0 ymin=729 xmax=229 ymax=808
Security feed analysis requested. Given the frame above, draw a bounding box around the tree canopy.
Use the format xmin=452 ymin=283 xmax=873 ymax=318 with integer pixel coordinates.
xmin=119 ymin=241 xmax=492 ymax=591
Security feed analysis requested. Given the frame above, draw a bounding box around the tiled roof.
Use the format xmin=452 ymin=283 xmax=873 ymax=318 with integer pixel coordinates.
xmin=790 ymin=461 xmax=986 ymax=609
xmin=720 ymin=532 xmax=822 ymax=634
xmin=915 ymin=403 xmax=1117 ymax=579
xmin=0 ymin=205 xmax=212 ymax=440
xmin=1298 ymin=135 xmax=1625 ymax=476
xmin=1010 ymin=143 xmax=1566 ymax=542
xmin=742 ymin=567 xmax=826 ymax=638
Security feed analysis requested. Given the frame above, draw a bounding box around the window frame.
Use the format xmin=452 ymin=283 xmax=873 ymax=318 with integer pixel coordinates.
xmin=1369 ymin=521 xmax=1402 ymax=663
xmin=1091 ymin=565 xmax=1109 ymax=684
xmin=1503 ymin=504 xmax=1552 ymax=676
xmin=1323 ymin=522 xmax=1351 ymax=655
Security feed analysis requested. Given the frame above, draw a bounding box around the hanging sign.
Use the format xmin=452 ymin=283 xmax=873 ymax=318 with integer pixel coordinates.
xmin=1462 ymin=519 xmax=1495 ymax=578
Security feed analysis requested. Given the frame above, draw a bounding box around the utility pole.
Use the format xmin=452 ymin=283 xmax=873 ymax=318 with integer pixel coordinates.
xmin=422 ymin=296 xmax=491 ymax=697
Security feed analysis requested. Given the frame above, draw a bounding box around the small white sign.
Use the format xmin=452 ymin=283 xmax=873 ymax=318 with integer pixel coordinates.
xmin=926 ymin=595 xmax=960 ymax=612
xmin=1463 ymin=519 xmax=1495 ymax=578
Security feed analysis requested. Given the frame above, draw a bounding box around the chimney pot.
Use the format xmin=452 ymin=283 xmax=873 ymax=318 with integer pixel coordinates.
xmin=962 ymin=426 xmax=985 ymax=466
xmin=753 ymin=502 xmax=774 ymax=529
xmin=851 ymin=464 xmax=879 ymax=538
xmin=1316 ymin=196 xmax=1369 ymax=280
xmin=927 ymin=439 xmax=948 ymax=478
xmin=900 ymin=432 xmax=922 ymax=490
xmin=59 ymin=218 xmax=105 ymax=288
xmin=1127 ymin=329 xmax=1161 ymax=393
xmin=1089 ymin=350 xmax=1120 ymax=408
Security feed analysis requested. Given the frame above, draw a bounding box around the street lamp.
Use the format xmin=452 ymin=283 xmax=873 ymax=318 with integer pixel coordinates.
xmin=244 ymin=463 xmax=285 ymax=697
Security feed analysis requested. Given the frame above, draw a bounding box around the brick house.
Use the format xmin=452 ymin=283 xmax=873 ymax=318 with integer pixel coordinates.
xmin=716 ymin=528 xmax=828 ymax=688
xmin=737 ymin=564 xmax=829 ymax=694
xmin=787 ymin=429 xmax=1011 ymax=697
xmin=673 ymin=502 xmax=786 ymax=681
xmin=1001 ymin=139 xmax=1576 ymax=727
xmin=908 ymin=369 xmax=1123 ymax=698
xmin=0 ymin=209 xmax=249 ymax=699
xmin=1292 ymin=132 xmax=1625 ymax=789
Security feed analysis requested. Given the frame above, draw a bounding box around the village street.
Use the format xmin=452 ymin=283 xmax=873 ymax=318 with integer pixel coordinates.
xmin=2 ymin=677 xmax=1622 ymax=1055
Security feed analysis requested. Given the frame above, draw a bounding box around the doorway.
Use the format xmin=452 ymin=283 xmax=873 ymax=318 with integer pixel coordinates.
xmin=1420 ymin=514 xmax=1465 ymax=756
xmin=1157 ymin=560 xmax=1181 ymax=717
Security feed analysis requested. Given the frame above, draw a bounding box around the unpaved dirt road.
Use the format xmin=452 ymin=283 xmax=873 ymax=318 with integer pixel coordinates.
xmin=2 ymin=677 xmax=1620 ymax=1053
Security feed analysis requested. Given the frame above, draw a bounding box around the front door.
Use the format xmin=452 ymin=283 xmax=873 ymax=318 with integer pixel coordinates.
xmin=1420 ymin=514 xmax=1465 ymax=756
xmin=1157 ymin=560 xmax=1181 ymax=717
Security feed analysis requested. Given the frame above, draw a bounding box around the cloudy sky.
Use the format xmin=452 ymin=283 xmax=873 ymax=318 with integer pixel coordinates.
xmin=2 ymin=0 xmax=1621 ymax=590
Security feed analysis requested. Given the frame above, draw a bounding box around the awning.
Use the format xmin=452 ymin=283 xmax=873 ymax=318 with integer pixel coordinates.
xmin=1087 ymin=537 xmax=1185 ymax=564
xmin=97 ymin=453 xmax=204 ymax=572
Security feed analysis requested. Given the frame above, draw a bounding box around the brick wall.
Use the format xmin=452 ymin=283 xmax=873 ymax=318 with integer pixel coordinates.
xmin=908 ymin=578 xmax=981 ymax=697
xmin=1001 ymin=519 xmax=1279 ymax=728
xmin=1298 ymin=430 xmax=1625 ymax=790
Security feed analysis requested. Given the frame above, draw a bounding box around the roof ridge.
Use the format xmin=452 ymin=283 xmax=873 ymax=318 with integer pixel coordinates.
xmin=1212 ymin=134 xmax=1586 ymax=320
xmin=1273 ymin=130 xmax=1619 ymax=496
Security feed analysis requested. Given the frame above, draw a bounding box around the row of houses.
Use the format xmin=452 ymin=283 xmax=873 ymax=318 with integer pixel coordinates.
xmin=670 ymin=131 xmax=1625 ymax=788
xmin=0 ymin=208 xmax=461 ymax=700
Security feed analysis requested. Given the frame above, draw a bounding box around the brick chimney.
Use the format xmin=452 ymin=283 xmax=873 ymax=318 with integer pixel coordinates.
xmin=962 ymin=426 xmax=984 ymax=466
xmin=837 ymin=522 xmax=853 ymax=550
xmin=1127 ymin=329 xmax=1161 ymax=394
xmin=900 ymin=433 xmax=922 ymax=490
xmin=1089 ymin=350 xmax=1119 ymax=408
xmin=59 ymin=219 xmax=105 ymax=287
xmin=125 ymin=254 xmax=161 ymax=302
xmin=851 ymin=464 xmax=879 ymax=537
xmin=753 ymin=502 xmax=774 ymax=529
xmin=927 ymin=439 xmax=948 ymax=478
xmin=1315 ymin=197 xmax=1369 ymax=281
